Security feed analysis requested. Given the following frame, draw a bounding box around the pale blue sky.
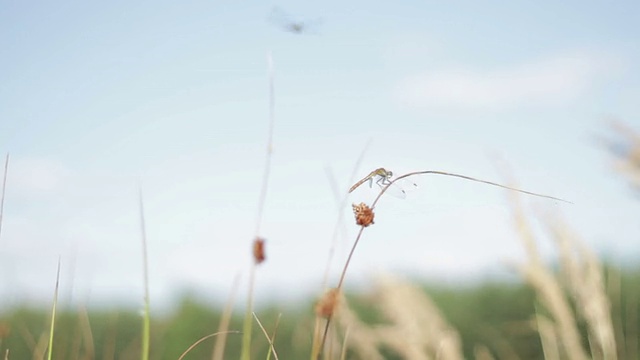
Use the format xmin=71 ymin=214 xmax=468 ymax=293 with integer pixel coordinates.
xmin=1 ymin=1 xmax=639 ymax=309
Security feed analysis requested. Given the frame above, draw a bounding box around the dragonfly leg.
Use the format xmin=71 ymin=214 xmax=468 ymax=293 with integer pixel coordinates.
xmin=376 ymin=176 xmax=392 ymax=187
xmin=377 ymin=175 xmax=407 ymax=196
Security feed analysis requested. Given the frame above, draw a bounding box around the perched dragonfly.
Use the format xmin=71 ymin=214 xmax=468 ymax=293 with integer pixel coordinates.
xmin=349 ymin=168 xmax=416 ymax=198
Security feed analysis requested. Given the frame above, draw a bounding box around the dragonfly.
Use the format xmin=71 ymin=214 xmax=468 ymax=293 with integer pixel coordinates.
xmin=349 ymin=168 xmax=416 ymax=198
xmin=350 ymin=167 xmax=572 ymax=204
xmin=268 ymin=7 xmax=322 ymax=34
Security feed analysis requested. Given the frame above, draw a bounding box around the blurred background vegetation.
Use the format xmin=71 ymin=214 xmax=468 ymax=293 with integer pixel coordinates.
xmin=0 ymin=266 xmax=638 ymax=359
xmin=0 ymin=122 xmax=639 ymax=359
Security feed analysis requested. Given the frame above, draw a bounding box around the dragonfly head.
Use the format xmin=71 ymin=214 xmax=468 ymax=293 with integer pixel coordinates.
xmin=386 ymin=170 xmax=393 ymax=178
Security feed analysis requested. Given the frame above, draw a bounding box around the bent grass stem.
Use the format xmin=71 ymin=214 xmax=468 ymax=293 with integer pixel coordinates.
xmin=317 ymin=169 xmax=569 ymax=358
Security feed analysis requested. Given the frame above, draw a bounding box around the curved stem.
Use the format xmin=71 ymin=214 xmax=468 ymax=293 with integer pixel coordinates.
xmin=317 ymin=169 xmax=569 ymax=359
xmin=371 ymin=170 xmax=571 ymax=210
xmin=179 ymin=331 xmax=240 ymax=360
xmin=317 ymin=226 xmax=366 ymax=358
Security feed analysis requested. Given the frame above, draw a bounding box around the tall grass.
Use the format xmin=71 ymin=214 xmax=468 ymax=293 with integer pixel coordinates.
xmin=46 ymin=259 xmax=61 ymax=360
xmin=240 ymin=50 xmax=277 ymax=360
xmin=138 ymin=189 xmax=151 ymax=360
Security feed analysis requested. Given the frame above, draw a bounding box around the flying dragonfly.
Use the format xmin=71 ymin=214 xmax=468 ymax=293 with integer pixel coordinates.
xmin=268 ymin=7 xmax=322 ymax=34
xmin=349 ymin=168 xmax=417 ymax=199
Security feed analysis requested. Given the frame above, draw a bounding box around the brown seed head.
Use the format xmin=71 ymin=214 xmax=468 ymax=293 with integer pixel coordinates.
xmin=315 ymin=288 xmax=341 ymax=318
xmin=352 ymin=202 xmax=375 ymax=227
xmin=0 ymin=322 xmax=10 ymax=338
xmin=252 ymin=237 xmax=266 ymax=265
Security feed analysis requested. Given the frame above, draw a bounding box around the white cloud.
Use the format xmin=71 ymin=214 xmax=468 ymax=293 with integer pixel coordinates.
xmin=395 ymin=50 xmax=625 ymax=110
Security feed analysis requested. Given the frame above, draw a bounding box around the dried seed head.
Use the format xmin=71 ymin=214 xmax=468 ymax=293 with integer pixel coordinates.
xmin=0 ymin=322 xmax=10 ymax=339
xmin=252 ymin=237 xmax=266 ymax=265
xmin=352 ymin=202 xmax=375 ymax=227
xmin=315 ymin=288 xmax=341 ymax=318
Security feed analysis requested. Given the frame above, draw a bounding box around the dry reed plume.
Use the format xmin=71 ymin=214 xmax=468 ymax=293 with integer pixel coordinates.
xmin=507 ymin=177 xmax=620 ymax=360
xmin=599 ymin=120 xmax=640 ymax=189
xmin=328 ymin=274 xmax=464 ymax=360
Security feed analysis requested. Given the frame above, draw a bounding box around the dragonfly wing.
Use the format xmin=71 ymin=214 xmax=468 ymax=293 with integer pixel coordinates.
xmin=386 ymin=184 xmax=407 ymax=199
xmin=376 ymin=181 xmax=407 ymax=199
xmin=269 ymin=7 xmax=292 ymax=27
xmin=268 ymin=7 xmax=321 ymax=34
xmin=396 ymin=178 xmax=419 ymax=193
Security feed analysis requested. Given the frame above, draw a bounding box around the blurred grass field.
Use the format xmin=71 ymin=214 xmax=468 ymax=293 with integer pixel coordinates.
xmin=0 ymin=265 xmax=638 ymax=359
xmin=0 ymin=122 xmax=639 ymax=360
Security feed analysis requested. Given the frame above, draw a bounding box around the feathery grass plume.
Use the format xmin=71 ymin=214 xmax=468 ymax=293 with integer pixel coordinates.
xmin=352 ymin=203 xmax=374 ymax=227
xmin=601 ymin=120 xmax=640 ymax=359
xmin=372 ymin=274 xmax=464 ymax=360
xmin=47 ymin=258 xmax=61 ymax=360
xmin=599 ymin=120 xmax=640 ymax=189
xmin=534 ymin=311 xmax=561 ymax=360
xmin=333 ymin=299 xmax=383 ymax=360
xmin=331 ymin=275 xmax=465 ymax=360
xmin=325 ymin=321 xmax=345 ymax=360
xmin=514 ymin=234 xmax=589 ymax=359
xmin=543 ymin=213 xmax=618 ymax=360
xmin=138 ymin=189 xmax=150 ymax=360
xmin=606 ymin=268 xmax=627 ymax=359
xmin=339 ymin=327 xmax=350 ymax=360
xmin=506 ymin=184 xmax=589 ymax=360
